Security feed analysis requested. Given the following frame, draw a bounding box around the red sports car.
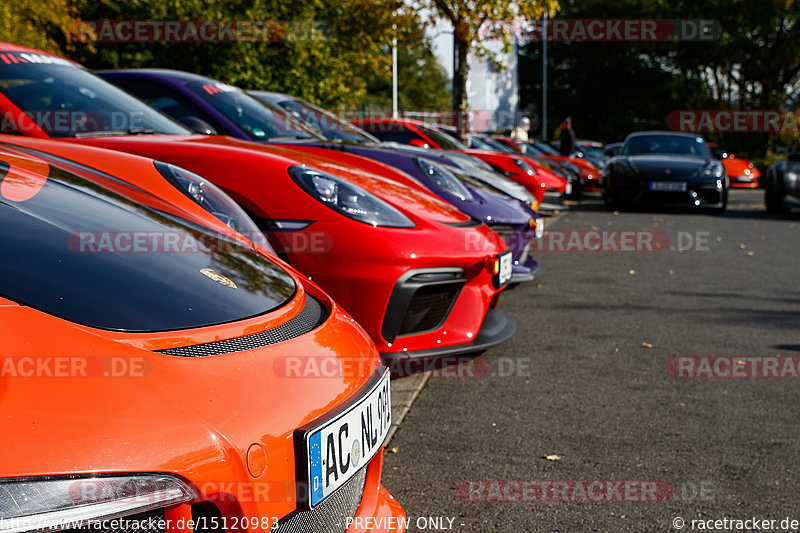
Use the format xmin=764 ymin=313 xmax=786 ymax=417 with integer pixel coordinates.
xmin=351 ymin=117 xmax=564 ymax=204
xmin=0 ymin=135 xmax=405 ymax=532
xmin=0 ymin=42 xmax=516 ymax=361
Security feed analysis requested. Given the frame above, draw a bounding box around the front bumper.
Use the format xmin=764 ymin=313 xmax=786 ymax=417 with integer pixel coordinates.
xmin=729 ymin=173 xmax=760 ymax=188
xmin=607 ymin=177 xmax=726 ymax=208
xmin=381 ymin=308 xmax=516 ymax=362
xmin=271 ymin=220 xmax=509 ymax=356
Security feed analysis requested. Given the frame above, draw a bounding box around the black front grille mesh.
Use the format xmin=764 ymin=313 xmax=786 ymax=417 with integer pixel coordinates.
xmin=155 ymin=295 xmax=326 ymax=357
xmin=274 ymin=466 xmax=367 ymax=533
xmin=398 ymin=284 xmax=461 ymax=335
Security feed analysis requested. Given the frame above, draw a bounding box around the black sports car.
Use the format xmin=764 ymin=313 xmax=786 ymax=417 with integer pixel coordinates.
xmin=603 ymin=132 xmax=728 ymax=214
xmin=764 ymin=151 xmax=800 ymax=213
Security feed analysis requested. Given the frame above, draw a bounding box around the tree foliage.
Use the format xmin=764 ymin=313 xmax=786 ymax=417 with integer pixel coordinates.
xmin=520 ymin=0 xmax=800 ymax=154
xmin=0 ymin=0 xmax=75 ymax=53
xmin=57 ymin=0 xmax=408 ymax=110
xmin=416 ymin=0 xmax=559 ymax=137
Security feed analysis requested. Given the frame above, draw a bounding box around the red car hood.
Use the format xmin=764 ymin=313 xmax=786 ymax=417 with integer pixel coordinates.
xmin=63 ymin=134 xmax=472 ymax=225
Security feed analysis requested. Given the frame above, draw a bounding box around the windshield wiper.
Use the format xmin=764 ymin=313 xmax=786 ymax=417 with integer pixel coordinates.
xmin=74 ymin=128 xmax=159 ymax=138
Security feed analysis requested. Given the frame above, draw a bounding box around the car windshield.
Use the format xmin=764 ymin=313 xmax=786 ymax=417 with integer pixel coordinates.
xmin=186 ymin=81 xmax=324 ymax=141
xmin=418 ymin=124 xmax=469 ymax=150
xmin=580 ymin=144 xmax=607 ymax=158
xmin=0 ymin=57 xmax=189 ymax=137
xmin=481 ymin=138 xmax=517 ymax=154
xmin=470 ymin=135 xmax=514 ymax=153
xmin=264 ymin=96 xmax=379 ymax=143
xmin=531 ymin=140 xmax=561 ymax=156
xmin=624 ymin=134 xmax=711 ymax=158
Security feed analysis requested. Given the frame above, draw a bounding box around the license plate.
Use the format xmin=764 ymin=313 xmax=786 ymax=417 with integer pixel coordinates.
xmin=565 ymin=183 xmax=572 ymax=195
xmin=297 ymin=368 xmax=391 ymax=508
xmin=496 ymin=250 xmax=513 ymax=287
xmin=649 ymin=181 xmax=687 ymax=192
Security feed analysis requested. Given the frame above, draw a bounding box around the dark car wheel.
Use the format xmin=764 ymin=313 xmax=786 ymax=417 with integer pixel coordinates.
xmin=765 ymin=172 xmax=788 ymax=213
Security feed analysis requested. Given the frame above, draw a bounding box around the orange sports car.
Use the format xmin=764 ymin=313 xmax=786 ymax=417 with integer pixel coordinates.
xmin=0 ymin=136 xmax=405 ymax=532
xmin=709 ymin=143 xmax=761 ymax=188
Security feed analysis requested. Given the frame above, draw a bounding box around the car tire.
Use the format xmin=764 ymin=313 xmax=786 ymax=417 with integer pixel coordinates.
xmin=765 ymin=172 xmax=788 ymax=213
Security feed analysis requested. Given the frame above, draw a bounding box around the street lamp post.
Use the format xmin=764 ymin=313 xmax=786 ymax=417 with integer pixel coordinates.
xmin=392 ymin=26 xmax=398 ymax=119
xmin=542 ymin=10 xmax=548 ymax=141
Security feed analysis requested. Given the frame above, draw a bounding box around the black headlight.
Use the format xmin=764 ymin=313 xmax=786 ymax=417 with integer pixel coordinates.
xmin=289 ymin=166 xmax=415 ymax=227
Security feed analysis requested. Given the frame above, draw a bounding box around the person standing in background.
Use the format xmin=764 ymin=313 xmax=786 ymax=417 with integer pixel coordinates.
xmin=559 ymin=117 xmax=576 ymax=156
xmin=511 ymin=116 xmax=531 ymax=144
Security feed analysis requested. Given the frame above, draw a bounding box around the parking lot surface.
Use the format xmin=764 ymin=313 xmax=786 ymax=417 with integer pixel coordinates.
xmin=384 ymin=189 xmax=800 ymax=532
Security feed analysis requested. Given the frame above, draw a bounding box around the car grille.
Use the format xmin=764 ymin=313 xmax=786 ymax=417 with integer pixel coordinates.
xmin=397 ymin=284 xmax=462 ymax=335
xmin=381 ymin=269 xmax=465 ymax=342
xmin=274 ymin=466 xmax=367 ymax=533
xmin=155 ymin=295 xmax=326 ymax=357
xmin=64 ymin=509 xmax=165 ymax=533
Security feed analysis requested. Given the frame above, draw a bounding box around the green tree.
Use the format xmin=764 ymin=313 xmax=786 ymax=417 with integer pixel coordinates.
xmin=0 ymin=0 xmax=75 ymax=53
xmin=67 ymin=0 xmax=408 ymax=109
xmin=419 ymin=0 xmax=559 ymax=138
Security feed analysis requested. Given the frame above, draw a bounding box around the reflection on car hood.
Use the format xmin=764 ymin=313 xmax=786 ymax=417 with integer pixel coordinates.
xmin=0 ymin=143 xmax=295 ymax=331
xmin=187 ymin=135 xmax=472 ymax=224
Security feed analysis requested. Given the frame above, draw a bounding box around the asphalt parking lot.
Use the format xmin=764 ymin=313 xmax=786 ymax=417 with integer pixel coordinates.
xmin=384 ymin=189 xmax=800 ymax=532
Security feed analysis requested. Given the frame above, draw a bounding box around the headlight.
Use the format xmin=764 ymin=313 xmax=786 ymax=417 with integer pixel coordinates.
xmin=0 ymin=474 xmax=195 ymax=533
xmin=289 ymin=166 xmax=414 ymax=227
xmin=414 ymin=158 xmax=474 ymax=202
xmin=513 ymin=158 xmax=536 ymax=176
xmin=155 ymin=161 xmax=272 ymax=250
xmin=702 ymin=162 xmax=724 ymax=178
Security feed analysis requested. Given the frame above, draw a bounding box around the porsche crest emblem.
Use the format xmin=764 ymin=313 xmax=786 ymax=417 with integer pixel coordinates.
xmin=200 ymin=267 xmax=237 ymax=289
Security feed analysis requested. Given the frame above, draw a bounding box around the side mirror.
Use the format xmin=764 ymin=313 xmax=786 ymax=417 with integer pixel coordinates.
xmin=408 ymin=138 xmax=430 ymax=148
xmin=178 ymin=116 xmax=218 ymax=135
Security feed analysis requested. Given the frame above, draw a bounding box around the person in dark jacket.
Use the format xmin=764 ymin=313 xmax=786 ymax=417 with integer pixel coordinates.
xmin=559 ymin=118 xmax=576 ymax=156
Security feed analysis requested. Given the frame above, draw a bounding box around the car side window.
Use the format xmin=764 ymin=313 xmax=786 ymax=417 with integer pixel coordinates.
xmin=360 ymin=124 xmax=423 ymax=144
xmin=111 ymin=78 xmax=222 ymax=131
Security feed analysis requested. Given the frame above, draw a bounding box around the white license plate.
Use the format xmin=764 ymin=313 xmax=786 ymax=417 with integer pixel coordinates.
xmin=498 ymin=250 xmax=513 ymax=287
xmin=301 ymin=368 xmax=391 ymax=508
xmin=565 ymin=183 xmax=572 ymax=195
xmin=649 ymin=181 xmax=687 ymax=192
